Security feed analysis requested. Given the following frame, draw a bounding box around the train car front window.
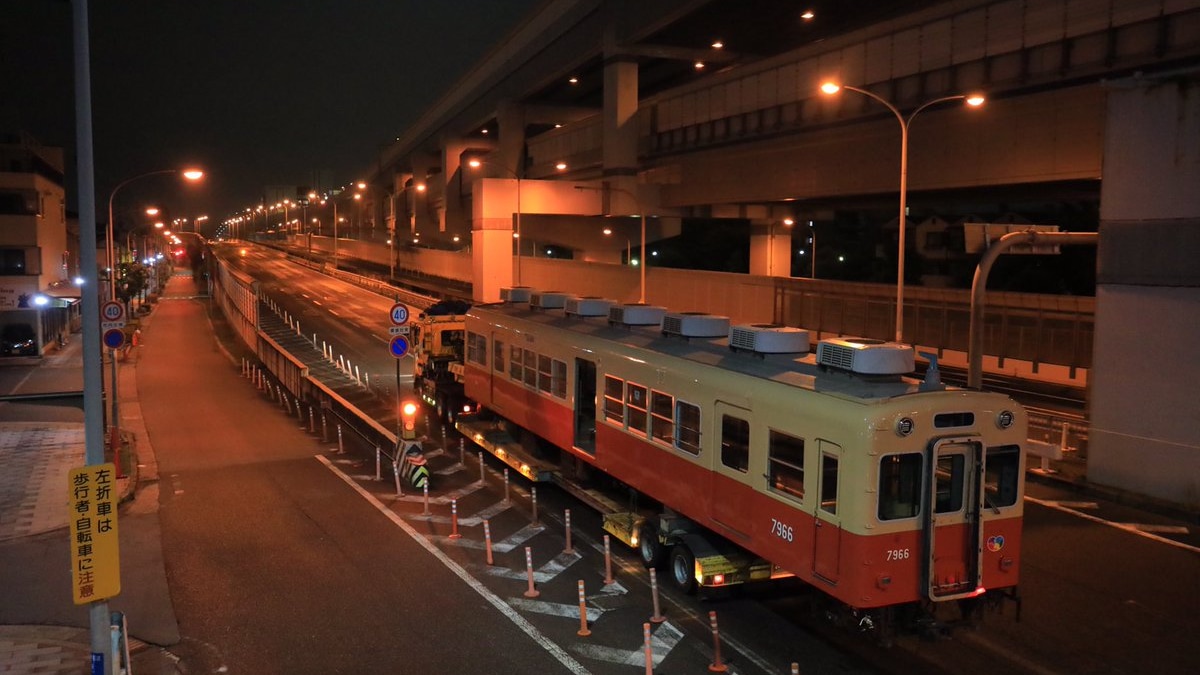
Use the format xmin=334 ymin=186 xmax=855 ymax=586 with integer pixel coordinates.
xmin=985 ymin=445 xmax=1021 ymax=508
xmin=878 ymin=453 xmax=922 ymax=520
xmin=720 ymin=415 xmax=750 ymax=473
xmin=767 ymin=430 xmax=805 ymax=501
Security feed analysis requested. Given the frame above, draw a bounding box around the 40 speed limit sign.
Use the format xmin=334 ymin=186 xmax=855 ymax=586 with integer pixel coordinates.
xmin=101 ymin=301 xmax=126 ymax=331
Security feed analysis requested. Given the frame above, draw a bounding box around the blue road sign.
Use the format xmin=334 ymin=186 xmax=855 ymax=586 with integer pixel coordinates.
xmin=389 ymin=335 xmax=409 ymax=359
xmin=102 ymin=328 xmax=125 ymax=350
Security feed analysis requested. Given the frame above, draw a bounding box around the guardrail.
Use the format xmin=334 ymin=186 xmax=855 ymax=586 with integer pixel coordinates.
xmin=1027 ymin=406 xmax=1089 ymax=472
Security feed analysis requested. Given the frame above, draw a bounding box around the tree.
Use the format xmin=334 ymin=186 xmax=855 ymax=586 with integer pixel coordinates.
xmin=116 ymin=261 xmax=149 ymax=310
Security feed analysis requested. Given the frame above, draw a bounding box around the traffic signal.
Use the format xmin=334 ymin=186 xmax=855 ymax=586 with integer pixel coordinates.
xmin=401 ymin=401 xmax=418 ymax=440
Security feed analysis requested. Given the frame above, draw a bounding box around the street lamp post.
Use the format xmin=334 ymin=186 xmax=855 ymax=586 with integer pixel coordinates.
xmin=821 ymin=82 xmax=984 ymax=344
xmin=809 ymin=221 xmax=817 ymax=279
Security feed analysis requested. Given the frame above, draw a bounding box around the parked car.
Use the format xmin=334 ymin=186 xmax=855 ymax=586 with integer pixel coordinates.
xmin=1 ymin=323 xmax=37 ymax=356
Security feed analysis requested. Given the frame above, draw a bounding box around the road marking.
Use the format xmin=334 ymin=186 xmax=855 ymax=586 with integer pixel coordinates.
xmin=1026 ymin=495 xmax=1200 ymax=554
xmin=571 ymin=620 xmax=687 ymax=668
xmin=317 ymin=455 xmax=592 ymax=675
xmin=508 ymin=597 xmax=606 ymax=622
xmin=487 ymin=550 xmax=581 ymax=582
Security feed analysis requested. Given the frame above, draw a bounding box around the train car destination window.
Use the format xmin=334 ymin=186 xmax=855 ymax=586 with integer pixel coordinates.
xmin=984 ymin=445 xmax=1021 ymax=508
xmin=676 ymin=401 xmax=701 ymax=455
xmin=626 ymin=383 xmax=648 ymax=433
xmin=493 ymin=339 xmax=505 ymax=372
xmin=820 ymin=452 xmax=839 ymax=515
xmin=523 ymin=349 xmax=538 ymax=387
xmin=934 ymin=454 xmax=966 ymax=513
xmin=603 ymin=375 xmax=624 ymax=424
xmin=650 ymin=391 xmax=674 ymax=445
xmin=878 ymin=453 xmax=922 ymax=520
xmin=767 ymin=430 xmax=805 ymax=501
xmin=720 ymin=415 xmax=750 ymax=473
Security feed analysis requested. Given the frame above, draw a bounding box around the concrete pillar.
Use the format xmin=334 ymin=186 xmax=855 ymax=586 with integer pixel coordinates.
xmin=471 ymin=178 xmax=518 ymax=302
xmin=496 ymin=101 xmax=526 ymax=177
xmin=602 ymin=53 xmax=639 ymax=181
xmin=749 ymin=219 xmax=795 ymax=278
xmin=1090 ymin=78 xmax=1200 ymax=506
xmin=410 ymin=154 xmax=438 ymax=235
xmin=442 ymin=138 xmax=472 ymax=239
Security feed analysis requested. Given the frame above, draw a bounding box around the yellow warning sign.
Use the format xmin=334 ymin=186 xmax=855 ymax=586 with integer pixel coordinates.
xmin=68 ymin=463 xmax=121 ymax=604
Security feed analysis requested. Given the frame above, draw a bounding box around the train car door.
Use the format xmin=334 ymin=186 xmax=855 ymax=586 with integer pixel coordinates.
xmin=812 ymin=440 xmax=842 ymax=584
xmin=573 ymin=358 xmax=597 ymax=454
xmin=711 ymin=402 xmax=752 ymax=537
xmin=923 ymin=438 xmax=985 ymax=600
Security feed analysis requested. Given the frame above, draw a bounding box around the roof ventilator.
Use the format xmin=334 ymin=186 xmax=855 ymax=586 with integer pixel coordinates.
xmin=729 ymin=324 xmax=811 ymax=354
xmin=564 ymin=296 xmax=614 ymax=317
xmin=815 ymin=338 xmax=915 ymax=376
xmin=662 ymin=312 xmax=731 ymax=339
xmin=500 ymin=287 xmax=533 ymax=303
xmin=609 ymin=304 xmax=667 ymax=327
xmin=529 ymin=291 xmax=568 ymax=310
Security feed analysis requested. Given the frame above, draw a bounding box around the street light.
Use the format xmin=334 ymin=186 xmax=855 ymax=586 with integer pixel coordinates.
xmin=820 ymin=81 xmax=984 ymax=343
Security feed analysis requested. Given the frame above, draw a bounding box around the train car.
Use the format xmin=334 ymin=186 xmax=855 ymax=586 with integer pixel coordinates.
xmin=457 ymin=291 xmax=1025 ymax=630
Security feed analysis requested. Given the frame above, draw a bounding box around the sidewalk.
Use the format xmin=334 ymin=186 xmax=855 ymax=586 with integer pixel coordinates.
xmin=0 ymin=279 xmax=190 ymax=675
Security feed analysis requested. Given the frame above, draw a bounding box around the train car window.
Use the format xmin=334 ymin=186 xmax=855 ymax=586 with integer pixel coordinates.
xmin=934 ymin=454 xmax=966 ymax=513
xmin=466 ymin=332 xmax=487 ymax=366
xmin=523 ymin=349 xmax=538 ymax=387
xmin=767 ymin=430 xmax=805 ymax=501
xmin=720 ymin=415 xmax=750 ymax=473
xmin=603 ymin=376 xmax=624 ymax=423
xmin=538 ymin=354 xmax=553 ymax=393
xmin=552 ymin=359 xmax=567 ymax=399
xmin=820 ymin=453 xmax=839 ymax=515
xmin=676 ymin=401 xmax=701 ymax=455
xmin=626 ymin=383 xmax=648 ymax=433
xmin=878 ymin=453 xmax=922 ymax=520
xmin=650 ymin=391 xmax=674 ymax=445
xmin=984 ymin=445 xmax=1021 ymax=508
xmin=509 ymin=345 xmax=522 ymax=380
xmin=493 ymin=339 xmax=505 ymax=372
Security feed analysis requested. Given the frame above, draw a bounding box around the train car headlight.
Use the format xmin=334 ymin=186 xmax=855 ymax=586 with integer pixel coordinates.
xmin=997 ymin=410 xmax=1015 ymax=429
xmin=895 ymin=417 xmax=915 ymax=436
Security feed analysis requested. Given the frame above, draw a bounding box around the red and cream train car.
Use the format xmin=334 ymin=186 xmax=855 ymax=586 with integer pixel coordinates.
xmin=459 ymin=293 xmax=1025 ymax=620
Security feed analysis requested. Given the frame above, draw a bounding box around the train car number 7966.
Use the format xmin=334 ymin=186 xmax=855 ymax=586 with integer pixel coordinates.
xmin=770 ymin=518 xmax=794 ymax=542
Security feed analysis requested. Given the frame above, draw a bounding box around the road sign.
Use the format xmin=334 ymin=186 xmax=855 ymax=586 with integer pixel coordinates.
xmin=101 ymin=301 xmax=126 ymax=330
xmin=388 ymin=325 xmax=410 ymax=336
xmin=389 ymin=335 xmax=409 ymax=359
xmin=68 ymin=463 xmax=121 ymax=604
xmin=102 ymin=328 xmax=126 ymax=350
xmin=389 ymin=303 xmax=409 ymax=325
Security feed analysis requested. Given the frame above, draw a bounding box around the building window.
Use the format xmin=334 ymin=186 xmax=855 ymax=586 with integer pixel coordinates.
xmin=767 ymin=430 xmax=805 ymax=501
xmin=720 ymin=414 xmax=749 ymax=473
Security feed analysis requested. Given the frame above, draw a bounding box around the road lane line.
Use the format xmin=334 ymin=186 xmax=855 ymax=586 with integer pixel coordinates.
xmin=1026 ymin=495 xmax=1200 ymax=554
xmin=317 ymin=454 xmax=592 ymax=675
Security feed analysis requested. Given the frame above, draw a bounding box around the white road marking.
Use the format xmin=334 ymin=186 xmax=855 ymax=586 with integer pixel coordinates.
xmin=508 ymin=597 xmax=605 ymax=622
xmin=1026 ymin=495 xmax=1200 ymax=554
xmin=571 ymin=620 xmax=687 ymax=668
xmin=317 ymin=454 xmax=592 ymax=675
xmin=487 ymin=550 xmax=581 ymax=582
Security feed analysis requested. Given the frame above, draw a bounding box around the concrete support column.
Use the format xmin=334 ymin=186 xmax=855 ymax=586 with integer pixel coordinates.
xmin=1090 ymin=78 xmax=1200 ymax=505
xmin=602 ymin=53 xmax=639 ymax=181
xmin=471 ymin=178 xmax=518 ymax=302
xmin=410 ymin=154 xmax=438 ymax=235
xmin=442 ymin=138 xmax=471 ymax=238
xmin=496 ymin=101 xmax=526 ymax=177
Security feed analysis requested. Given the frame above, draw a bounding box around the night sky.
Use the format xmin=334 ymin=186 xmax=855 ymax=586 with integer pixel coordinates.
xmin=2 ymin=0 xmax=542 ymax=227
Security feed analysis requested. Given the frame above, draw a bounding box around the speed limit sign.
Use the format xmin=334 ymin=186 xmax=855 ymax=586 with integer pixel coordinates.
xmin=101 ymin=301 xmax=125 ymax=331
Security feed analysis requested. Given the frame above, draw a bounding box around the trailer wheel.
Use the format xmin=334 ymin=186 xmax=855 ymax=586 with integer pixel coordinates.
xmin=670 ymin=545 xmax=698 ymax=595
xmin=638 ymin=522 xmax=666 ymax=569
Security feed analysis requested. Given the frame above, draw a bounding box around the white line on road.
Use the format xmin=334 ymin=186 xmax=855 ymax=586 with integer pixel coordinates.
xmin=317 ymin=454 xmax=592 ymax=675
xmin=1026 ymin=495 xmax=1200 ymax=554
xmin=507 ymin=597 xmax=605 ymax=622
xmin=570 ymin=620 xmax=688 ymax=669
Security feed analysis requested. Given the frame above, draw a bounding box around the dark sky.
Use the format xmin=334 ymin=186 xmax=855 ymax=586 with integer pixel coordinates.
xmin=2 ymin=0 xmax=542 ymax=228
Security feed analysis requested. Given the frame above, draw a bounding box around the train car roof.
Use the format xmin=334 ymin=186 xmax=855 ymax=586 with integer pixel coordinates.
xmin=468 ymin=302 xmax=951 ymax=403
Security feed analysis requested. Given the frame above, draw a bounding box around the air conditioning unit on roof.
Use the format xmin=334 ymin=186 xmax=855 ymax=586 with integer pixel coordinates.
xmin=564 ymin=296 xmax=614 ymax=317
xmin=816 ymin=338 xmax=914 ymax=375
xmin=530 ymin=291 xmax=568 ymax=310
xmin=609 ymin=303 xmax=666 ymax=326
xmin=501 ymin=287 xmax=533 ymax=303
xmin=662 ymin=312 xmax=730 ymax=338
xmin=729 ymin=324 xmax=810 ymax=353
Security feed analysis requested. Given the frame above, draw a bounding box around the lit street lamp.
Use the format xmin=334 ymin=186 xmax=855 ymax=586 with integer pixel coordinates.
xmin=821 ymin=82 xmax=983 ymax=343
